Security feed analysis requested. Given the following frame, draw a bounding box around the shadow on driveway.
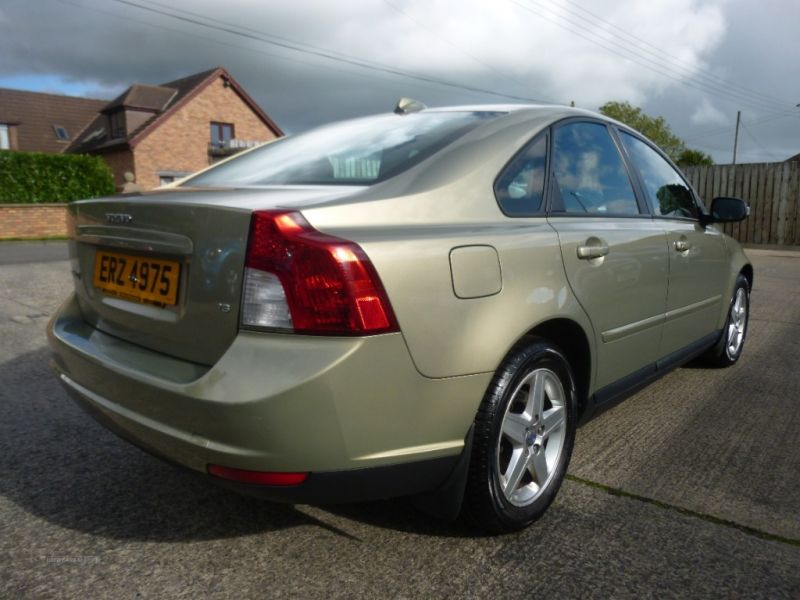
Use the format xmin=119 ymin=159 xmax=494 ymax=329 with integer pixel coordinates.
xmin=0 ymin=347 xmax=481 ymax=541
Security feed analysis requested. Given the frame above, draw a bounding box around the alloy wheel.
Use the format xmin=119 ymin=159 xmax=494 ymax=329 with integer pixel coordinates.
xmin=496 ymin=368 xmax=567 ymax=507
xmin=727 ymin=287 xmax=747 ymax=357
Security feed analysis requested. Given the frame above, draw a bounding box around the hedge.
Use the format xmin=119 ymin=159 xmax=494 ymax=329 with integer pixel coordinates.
xmin=0 ymin=150 xmax=115 ymax=204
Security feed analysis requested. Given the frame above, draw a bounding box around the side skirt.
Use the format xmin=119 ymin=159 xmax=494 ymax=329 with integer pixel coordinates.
xmin=581 ymin=330 xmax=720 ymax=424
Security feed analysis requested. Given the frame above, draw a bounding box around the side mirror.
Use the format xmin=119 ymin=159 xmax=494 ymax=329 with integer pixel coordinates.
xmin=705 ymin=197 xmax=749 ymax=224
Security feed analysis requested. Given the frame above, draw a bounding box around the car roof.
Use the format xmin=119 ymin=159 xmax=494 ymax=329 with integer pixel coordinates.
xmin=422 ymin=103 xmax=632 ymax=132
xmin=426 ymin=103 xmax=634 ymax=133
xmin=424 ymin=103 xmax=602 ymax=118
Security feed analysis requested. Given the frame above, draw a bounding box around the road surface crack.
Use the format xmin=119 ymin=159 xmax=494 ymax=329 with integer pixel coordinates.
xmin=566 ymin=474 xmax=800 ymax=547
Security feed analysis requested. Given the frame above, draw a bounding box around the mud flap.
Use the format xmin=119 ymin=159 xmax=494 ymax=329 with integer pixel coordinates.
xmin=411 ymin=426 xmax=474 ymax=521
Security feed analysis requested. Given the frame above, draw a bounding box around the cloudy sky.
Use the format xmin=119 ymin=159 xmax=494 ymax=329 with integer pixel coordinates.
xmin=1 ymin=0 xmax=798 ymax=163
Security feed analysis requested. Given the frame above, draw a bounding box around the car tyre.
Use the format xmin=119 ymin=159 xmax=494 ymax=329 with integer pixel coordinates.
xmin=704 ymin=274 xmax=750 ymax=367
xmin=463 ymin=337 xmax=577 ymax=533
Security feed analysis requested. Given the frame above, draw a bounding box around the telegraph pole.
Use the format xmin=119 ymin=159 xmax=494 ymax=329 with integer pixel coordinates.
xmin=732 ymin=110 xmax=741 ymax=166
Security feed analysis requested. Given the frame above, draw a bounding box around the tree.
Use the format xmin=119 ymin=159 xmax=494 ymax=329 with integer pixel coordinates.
xmin=675 ymin=148 xmax=714 ymax=167
xmin=598 ymin=101 xmax=713 ymax=166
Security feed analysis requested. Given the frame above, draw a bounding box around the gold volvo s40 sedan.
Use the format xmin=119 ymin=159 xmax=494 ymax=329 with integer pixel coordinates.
xmin=48 ymin=102 xmax=751 ymax=532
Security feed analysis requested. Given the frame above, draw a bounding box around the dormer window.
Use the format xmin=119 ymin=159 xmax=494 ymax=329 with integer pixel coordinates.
xmin=53 ymin=125 xmax=71 ymax=141
xmin=110 ymin=111 xmax=126 ymax=139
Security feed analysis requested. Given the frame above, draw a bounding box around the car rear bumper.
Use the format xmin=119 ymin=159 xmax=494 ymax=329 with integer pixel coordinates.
xmin=48 ymin=293 xmax=490 ymax=501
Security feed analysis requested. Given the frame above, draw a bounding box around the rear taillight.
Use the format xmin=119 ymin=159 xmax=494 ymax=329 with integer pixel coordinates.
xmin=241 ymin=210 xmax=399 ymax=335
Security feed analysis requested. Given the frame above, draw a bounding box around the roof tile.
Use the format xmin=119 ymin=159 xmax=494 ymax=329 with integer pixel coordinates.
xmin=0 ymin=89 xmax=106 ymax=153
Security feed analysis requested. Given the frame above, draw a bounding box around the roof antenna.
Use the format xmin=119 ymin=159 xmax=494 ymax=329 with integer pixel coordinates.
xmin=394 ymin=97 xmax=427 ymax=115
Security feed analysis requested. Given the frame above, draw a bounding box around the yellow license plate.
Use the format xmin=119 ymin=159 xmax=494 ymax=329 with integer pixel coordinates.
xmin=93 ymin=250 xmax=181 ymax=306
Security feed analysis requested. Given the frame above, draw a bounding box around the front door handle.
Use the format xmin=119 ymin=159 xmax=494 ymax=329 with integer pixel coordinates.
xmin=577 ymin=243 xmax=609 ymax=260
xmin=674 ymin=239 xmax=691 ymax=252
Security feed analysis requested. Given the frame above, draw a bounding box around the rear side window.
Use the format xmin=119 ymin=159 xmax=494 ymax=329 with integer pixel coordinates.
xmin=551 ymin=122 xmax=640 ymax=215
xmin=620 ymin=132 xmax=699 ymax=219
xmin=495 ymin=135 xmax=547 ymax=216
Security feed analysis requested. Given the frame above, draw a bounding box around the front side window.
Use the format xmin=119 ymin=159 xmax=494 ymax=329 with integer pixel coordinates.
xmin=186 ymin=111 xmax=502 ymax=187
xmin=552 ymin=122 xmax=640 ymax=215
xmin=211 ymin=122 xmax=234 ymax=149
xmin=495 ymin=134 xmax=547 ymax=216
xmin=620 ymin=132 xmax=698 ymax=219
xmin=0 ymin=124 xmax=10 ymax=150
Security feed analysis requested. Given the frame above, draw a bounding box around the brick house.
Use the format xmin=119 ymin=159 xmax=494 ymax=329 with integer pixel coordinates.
xmin=0 ymin=88 xmax=106 ymax=153
xmin=66 ymin=67 xmax=283 ymax=189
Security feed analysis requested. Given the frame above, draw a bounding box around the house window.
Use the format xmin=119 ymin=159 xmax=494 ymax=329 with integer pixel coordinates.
xmin=210 ymin=122 xmax=234 ymax=148
xmin=110 ymin=111 xmax=126 ymax=139
xmin=0 ymin=124 xmax=9 ymax=150
xmin=157 ymin=171 xmax=192 ymax=186
xmin=53 ymin=125 xmax=71 ymax=141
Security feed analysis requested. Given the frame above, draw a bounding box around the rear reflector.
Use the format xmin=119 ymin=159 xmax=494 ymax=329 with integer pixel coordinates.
xmin=207 ymin=464 xmax=308 ymax=486
xmin=242 ymin=210 xmax=399 ymax=335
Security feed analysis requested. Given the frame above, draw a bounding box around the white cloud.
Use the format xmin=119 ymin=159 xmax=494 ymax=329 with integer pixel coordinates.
xmin=691 ymin=96 xmax=728 ymax=125
xmin=0 ymin=0 xmax=732 ymax=125
xmin=5 ymin=0 xmax=796 ymax=162
xmin=249 ymin=0 xmax=729 ymax=108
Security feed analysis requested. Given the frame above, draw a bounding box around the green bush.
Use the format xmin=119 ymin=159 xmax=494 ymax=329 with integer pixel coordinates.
xmin=0 ymin=150 xmax=115 ymax=204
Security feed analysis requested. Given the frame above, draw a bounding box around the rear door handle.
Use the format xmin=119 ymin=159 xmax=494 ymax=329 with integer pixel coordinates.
xmin=674 ymin=240 xmax=691 ymax=252
xmin=577 ymin=244 xmax=609 ymax=260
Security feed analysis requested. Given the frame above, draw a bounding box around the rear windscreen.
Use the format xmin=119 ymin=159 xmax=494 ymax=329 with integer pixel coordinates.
xmin=183 ymin=111 xmax=503 ymax=187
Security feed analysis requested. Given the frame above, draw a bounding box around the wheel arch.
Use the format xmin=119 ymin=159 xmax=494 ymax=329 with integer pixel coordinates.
xmin=523 ymin=318 xmax=592 ymax=419
xmin=741 ymin=263 xmax=754 ymax=290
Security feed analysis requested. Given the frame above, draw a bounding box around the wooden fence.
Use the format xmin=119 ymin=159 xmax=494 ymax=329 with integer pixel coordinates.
xmin=682 ymin=162 xmax=800 ymax=246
